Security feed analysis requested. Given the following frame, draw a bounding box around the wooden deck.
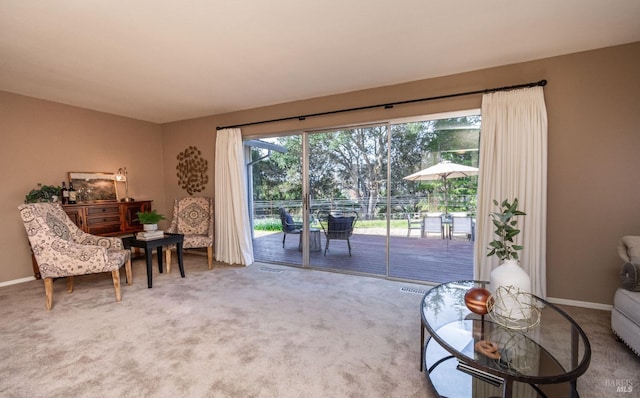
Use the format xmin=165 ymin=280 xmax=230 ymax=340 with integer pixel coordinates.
xmin=252 ymin=230 xmax=474 ymax=284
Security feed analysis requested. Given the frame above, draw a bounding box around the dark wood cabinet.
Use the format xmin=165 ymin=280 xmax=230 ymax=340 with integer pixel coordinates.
xmin=121 ymin=201 xmax=151 ymax=233
xmin=83 ymin=203 xmax=121 ymax=235
xmin=30 ymin=200 xmax=153 ymax=279
xmin=62 ymin=201 xmax=152 ymax=236
xmin=63 ymin=206 xmax=84 ymax=228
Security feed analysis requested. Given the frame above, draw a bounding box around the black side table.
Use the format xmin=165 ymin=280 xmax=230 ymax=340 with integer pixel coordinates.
xmin=122 ymin=233 xmax=185 ymax=288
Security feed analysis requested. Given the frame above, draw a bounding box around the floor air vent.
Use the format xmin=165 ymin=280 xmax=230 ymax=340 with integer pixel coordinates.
xmin=400 ymin=287 xmax=428 ymax=295
xmin=259 ymin=267 xmax=283 ymax=273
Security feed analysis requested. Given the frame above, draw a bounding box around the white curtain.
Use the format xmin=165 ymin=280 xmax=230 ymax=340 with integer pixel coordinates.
xmin=474 ymin=87 xmax=548 ymax=299
xmin=214 ymin=128 xmax=254 ymax=265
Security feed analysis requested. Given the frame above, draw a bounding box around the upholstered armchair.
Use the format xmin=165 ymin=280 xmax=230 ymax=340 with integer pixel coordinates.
xmin=166 ymin=197 xmax=214 ymax=271
xmin=18 ymin=203 xmax=132 ymax=310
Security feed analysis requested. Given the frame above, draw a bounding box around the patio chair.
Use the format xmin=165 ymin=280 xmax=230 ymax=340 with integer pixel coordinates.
xmin=406 ymin=213 xmax=423 ymax=237
xmin=279 ymin=207 xmax=302 ymax=248
xmin=166 ymin=197 xmax=214 ymax=271
xmin=18 ymin=202 xmax=132 ymax=310
xmin=450 ymin=212 xmax=468 ymax=217
xmin=423 ymin=216 xmax=444 ymax=239
xmin=317 ymin=210 xmax=358 ymax=256
xmin=451 ymin=216 xmax=474 ymax=241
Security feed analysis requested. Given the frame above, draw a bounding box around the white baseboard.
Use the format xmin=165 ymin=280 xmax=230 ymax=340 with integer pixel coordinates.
xmin=0 ymin=276 xmax=36 ymax=287
xmin=547 ymin=296 xmax=612 ymax=311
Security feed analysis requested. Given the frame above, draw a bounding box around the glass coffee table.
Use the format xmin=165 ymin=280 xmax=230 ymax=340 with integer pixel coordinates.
xmin=421 ymin=281 xmax=591 ymax=398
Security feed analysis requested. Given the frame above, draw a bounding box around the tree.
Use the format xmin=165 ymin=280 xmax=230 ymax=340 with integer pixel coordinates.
xmin=250 ymin=115 xmax=480 ymax=216
xmin=309 ymin=126 xmax=389 ymax=219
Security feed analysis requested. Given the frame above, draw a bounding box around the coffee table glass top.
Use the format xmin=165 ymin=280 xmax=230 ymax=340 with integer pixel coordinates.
xmin=422 ymin=281 xmax=591 ymax=387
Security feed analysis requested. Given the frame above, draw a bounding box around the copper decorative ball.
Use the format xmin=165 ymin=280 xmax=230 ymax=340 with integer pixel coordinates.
xmin=464 ymin=287 xmax=492 ymax=315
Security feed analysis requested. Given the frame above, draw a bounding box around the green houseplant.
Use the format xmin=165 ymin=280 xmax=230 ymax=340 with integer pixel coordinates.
xmin=25 ymin=183 xmax=62 ymax=203
xmin=136 ymin=210 xmax=165 ymax=225
xmin=487 ymin=198 xmax=526 ymax=261
xmin=487 ymin=198 xmax=532 ymax=319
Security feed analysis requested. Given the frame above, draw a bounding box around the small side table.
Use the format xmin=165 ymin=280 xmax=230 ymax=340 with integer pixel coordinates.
xmin=122 ymin=233 xmax=185 ymax=288
xmin=299 ymin=228 xmax=322 ymax=252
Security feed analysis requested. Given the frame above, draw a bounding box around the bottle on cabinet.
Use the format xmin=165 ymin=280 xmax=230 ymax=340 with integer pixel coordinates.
xmin=68 ymin=182 xmax=77 ymax=204
xmin=61 ymin=182 xmax=69 ymax=205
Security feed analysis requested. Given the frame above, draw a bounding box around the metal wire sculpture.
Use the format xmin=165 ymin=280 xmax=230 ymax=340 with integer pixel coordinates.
xmin=487 ymin=285 xmax=541 ymax=331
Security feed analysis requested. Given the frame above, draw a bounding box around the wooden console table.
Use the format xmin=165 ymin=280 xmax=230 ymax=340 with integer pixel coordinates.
xmin=30 ymin=200 xmax=152 ymax=279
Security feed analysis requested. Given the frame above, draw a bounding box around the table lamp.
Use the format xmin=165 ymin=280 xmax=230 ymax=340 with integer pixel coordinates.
xmin=115 ymin=167 xmax=134 ymax=202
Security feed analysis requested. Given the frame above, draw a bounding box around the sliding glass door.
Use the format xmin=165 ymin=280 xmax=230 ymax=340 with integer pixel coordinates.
xmin=249 ymin=136 xmax=305 ymax=266
xmin=387 ymin=116 xmax=479 ymax=283
xmin=249 ymin=112 xmax=479 ymax=283
xmin=307 ymin=124 xmax=390 ymax=276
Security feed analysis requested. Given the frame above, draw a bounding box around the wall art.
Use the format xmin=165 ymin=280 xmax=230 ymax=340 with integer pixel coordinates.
xmin=68 ymin=172 xmax=118 ymax=202
xmin=176 ymin=146 xmax=208 ymax=195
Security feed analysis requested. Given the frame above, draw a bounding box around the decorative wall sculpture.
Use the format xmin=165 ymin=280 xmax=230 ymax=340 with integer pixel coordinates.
xmin=176 ymin=146 xmax=208 ymax=195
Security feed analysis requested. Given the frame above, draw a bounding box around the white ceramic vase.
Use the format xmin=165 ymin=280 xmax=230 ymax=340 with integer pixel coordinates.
xmin=490 ymin=259 xmax=532 ymax=319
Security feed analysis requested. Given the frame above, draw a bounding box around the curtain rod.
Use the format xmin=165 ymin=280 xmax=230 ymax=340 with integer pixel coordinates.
xmin=215 ymin=79 xmax=547 ymax=131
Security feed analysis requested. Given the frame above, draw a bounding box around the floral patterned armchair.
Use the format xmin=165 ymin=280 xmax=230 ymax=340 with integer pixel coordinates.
xmin=166 ymin=197 xmax=214 ymax=271
xmin=18 ymin=203 xmax=132 ymax=310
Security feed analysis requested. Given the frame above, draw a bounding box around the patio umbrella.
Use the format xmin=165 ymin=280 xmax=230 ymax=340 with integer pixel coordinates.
xmin=403 ymin=160 xmax=479 ymax=214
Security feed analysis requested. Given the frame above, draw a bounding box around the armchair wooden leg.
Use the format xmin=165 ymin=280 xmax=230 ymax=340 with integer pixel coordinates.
xmin=207 ymin=246 xmax=213 ymax=270
xmin=165 ymin=248 xmax=172 ymax=273
xmin=125 ymin=258 xmax=132 ymax=285
xmin=112 ymin=270 xmax=122 ymax=302
xmin=44 ymin=278 xmax=53 ymax=311
xmin=66 ymin=276 xmax=74 ymax=293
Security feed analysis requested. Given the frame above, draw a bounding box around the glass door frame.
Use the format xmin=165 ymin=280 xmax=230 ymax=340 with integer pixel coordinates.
xmin=301 ymin=122 xmax=392 ymax=277
xmin=248 ymin=108 xmax=479 ymax=283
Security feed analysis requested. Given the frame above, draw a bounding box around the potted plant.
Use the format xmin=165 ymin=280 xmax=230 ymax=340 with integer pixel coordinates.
xmin=136 ymin=210 xmax=165 ymax=232
xmin=25 ymin=183 xmax=62 ymax=203
xmin=487 ymin=198 xmax=526 ymax=261
xmin=487 ymin=198 xmax=532 ymax=319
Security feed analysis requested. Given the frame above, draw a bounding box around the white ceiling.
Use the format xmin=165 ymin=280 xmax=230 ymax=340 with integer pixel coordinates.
xmin=1 ymin=1 xmax=639 ymax=124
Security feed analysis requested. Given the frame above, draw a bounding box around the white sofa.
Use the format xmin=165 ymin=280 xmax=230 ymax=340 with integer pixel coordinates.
xmin=612 ymin=237 xmax=640 ymax=356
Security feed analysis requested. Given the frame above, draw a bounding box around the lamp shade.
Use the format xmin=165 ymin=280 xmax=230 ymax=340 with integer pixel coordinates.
xmin=115 ymin=168 xmax=127 ymax=182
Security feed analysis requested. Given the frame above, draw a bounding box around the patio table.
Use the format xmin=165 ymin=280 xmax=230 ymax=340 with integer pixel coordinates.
xmin=298 ymin=227 xmax=322 ymax=252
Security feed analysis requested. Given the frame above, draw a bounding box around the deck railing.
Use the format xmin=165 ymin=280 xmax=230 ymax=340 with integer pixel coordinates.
xmin=253 ymin=195 xmax=476 ymax=221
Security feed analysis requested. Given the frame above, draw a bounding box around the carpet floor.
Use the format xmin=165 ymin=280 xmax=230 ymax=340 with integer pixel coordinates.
xmin=0 ymin=254 xmax=638 ymax=397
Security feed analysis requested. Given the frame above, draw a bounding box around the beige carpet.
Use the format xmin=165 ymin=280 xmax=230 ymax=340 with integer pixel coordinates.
xmin=0 ymin=254 xmax=638 ymax=397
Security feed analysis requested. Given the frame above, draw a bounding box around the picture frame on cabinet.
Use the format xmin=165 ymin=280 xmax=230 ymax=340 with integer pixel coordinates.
xmin=68 ymin=172 xmax=118 ymax=202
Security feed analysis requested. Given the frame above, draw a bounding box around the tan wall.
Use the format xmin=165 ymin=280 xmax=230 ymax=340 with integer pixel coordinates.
xmin=0 ymin=91 xmax=166 ymax=282
xmin=162 ymin=42 xmax=640 ymax=305
xmin=3 ymin=42 xmax=638 ymax=304
xmin=161 ymin=117 xmax=215 ymax=212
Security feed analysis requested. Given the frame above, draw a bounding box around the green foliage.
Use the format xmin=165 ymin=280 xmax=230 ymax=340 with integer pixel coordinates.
xmin=25 ymin=183 xmax=62 ymax=203
xmin=252 ymin=136 xmax=305 ymax=201
xmin=356 ymin=219 xmax=406 ymax=229
xmin=250 ymin=116 xmax=480 ymax=216
xmin=136 ymin=210 xmax=166 ymax=224
xmin=253 ymin=219 xmax=282 ymax=231
xmin=487 ymin=198 xmax=526 ymax=261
